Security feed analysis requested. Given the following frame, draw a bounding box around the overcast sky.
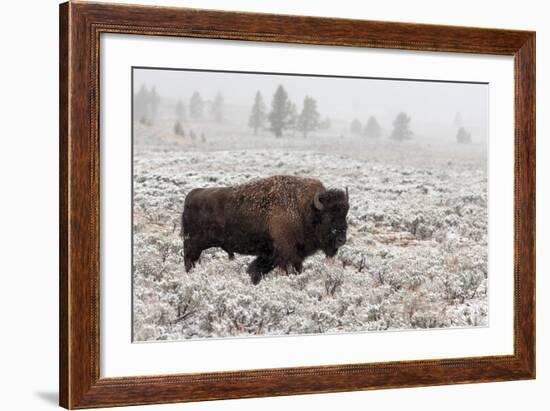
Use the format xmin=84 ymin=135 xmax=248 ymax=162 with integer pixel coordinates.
xmin=134 ymin=67 xmax=488 ymax=133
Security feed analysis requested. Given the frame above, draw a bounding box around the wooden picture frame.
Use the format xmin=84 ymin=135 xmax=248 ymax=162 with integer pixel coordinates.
xmin=59 ymin=1 xmax=535 ymax=408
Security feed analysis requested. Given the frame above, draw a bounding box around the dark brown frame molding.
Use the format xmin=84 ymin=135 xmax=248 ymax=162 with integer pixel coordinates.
xmin=59 ymin=1 xmax=535 ymax=408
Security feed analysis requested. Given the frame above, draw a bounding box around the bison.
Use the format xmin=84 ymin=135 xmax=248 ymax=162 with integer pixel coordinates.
xmin=181 ymin=175 xmax=349 ymax=284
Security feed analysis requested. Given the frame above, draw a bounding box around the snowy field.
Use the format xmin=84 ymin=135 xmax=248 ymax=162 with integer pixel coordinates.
xmin=132 ymin=120 xmax=488 ymax=342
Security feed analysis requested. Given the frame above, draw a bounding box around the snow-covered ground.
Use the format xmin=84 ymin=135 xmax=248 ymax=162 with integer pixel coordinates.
xmin=132 ymin=120 xmax=488 ymax=341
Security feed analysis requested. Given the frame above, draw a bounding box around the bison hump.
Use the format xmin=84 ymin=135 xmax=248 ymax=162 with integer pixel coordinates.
xmin=233 ymin=175 xmax=324 ymax=214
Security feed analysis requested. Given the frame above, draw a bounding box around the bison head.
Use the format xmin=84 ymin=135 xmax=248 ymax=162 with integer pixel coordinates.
xmin=313 ymin=187 xmax=350 ymax=257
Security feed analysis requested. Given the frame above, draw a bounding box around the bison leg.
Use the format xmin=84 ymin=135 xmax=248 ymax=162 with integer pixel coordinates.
xmin=273 ymin=247 xmax=303 ymax=276
xmin=183 ymin=240 xmax=202 ymax=272
xmin=292 ymin=260 xmax=303 ymax=274
xmin=279 ymin=260 xmax=303 ymax=276
xmin=269 ymin=222 xmax=304 ymax=276
xmin=247 ymin=255 xmax=274 ymax=285
xmin=222 ymin=248 xmax=235 ymax=260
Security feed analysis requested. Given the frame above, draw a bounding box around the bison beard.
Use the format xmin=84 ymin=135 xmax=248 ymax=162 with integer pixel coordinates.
xmin=181 ymin=175 xmax=349 ymax=284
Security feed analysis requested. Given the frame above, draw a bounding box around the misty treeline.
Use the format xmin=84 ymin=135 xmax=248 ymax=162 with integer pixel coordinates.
xmin=249 ymin=85 xmax=328 ymax=138
xmin=135 ymin=83 xmax=474 ymax=144
xmin=173 ymin=83 xmax=328 ymax=139
xmin=134 ymin=84 xmax=160 ymax=126
xmin=350 ymin=110 xmax=473 ymax=144
xmin=176 ymin=91 xmax=223 ymax=123
xmin=350 ymin=112 xmax=412 ymax=142
xmin=134 ymin=85 xmax=224 ymax=144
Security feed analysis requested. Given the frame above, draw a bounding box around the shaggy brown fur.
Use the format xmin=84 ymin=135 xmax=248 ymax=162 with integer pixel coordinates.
xmin=181 ymin=175 xmax=349 ymax=284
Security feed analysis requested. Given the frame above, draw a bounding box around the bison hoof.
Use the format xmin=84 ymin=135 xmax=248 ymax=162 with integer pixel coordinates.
xmin=184 ymin=260 xmax=196 ymax=272
xmin=246 ymin=265 xmax=263 ymax=285
xmin=250 ymin=272 xmax=263 ymax=285
xmin=246 ymin=256 xmax=274 ymax=284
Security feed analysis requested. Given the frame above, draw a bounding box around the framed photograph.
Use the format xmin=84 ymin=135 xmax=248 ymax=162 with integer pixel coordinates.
xmin=59 ymin=2 xmax=535 ymax=409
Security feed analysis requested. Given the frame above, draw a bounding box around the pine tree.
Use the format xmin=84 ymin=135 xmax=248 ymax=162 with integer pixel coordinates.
xmin=210 ymin=92 xmax=224 ymax=123
xmin=297 ymin=96 xmax=321 ymax=138
xmin=248 ymin=91 xmax=267 ymax=135
xmin=175 ymin=99 xmax=186 ymax=122
xmin=350 ymin=118 xmax=362 ymax=135
xmin=189 ymin=91 xmax=204 ymax=120
xmin=173 ymin=121 xmax=184 ymax=136
xmin=390 ymin=112 xmax=413 ymax=141
xmin=456 ymin=127 xmax=472 ymax=144
xmin=287 ymin=102 xmax=298 ymax=136
xmin=364 ymin=116 xmax=382 ymax=138
xmin=150 ymin=86 xmax=160 ymax=123
xmin=134 ymin=84 xmax=151 ymax=124
xmin=268 ymin=85 xmax=293 ymax=138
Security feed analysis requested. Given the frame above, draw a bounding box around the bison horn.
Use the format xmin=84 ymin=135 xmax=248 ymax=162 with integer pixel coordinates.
xmin=345 ymin=187 xmax=349 ymax=202
xmin=313 ymin=191 xmax=324 ymax=210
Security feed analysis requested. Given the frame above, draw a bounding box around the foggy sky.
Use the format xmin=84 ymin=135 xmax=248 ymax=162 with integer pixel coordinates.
xmin=134 ymin=67 xmax=488 ymax=133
